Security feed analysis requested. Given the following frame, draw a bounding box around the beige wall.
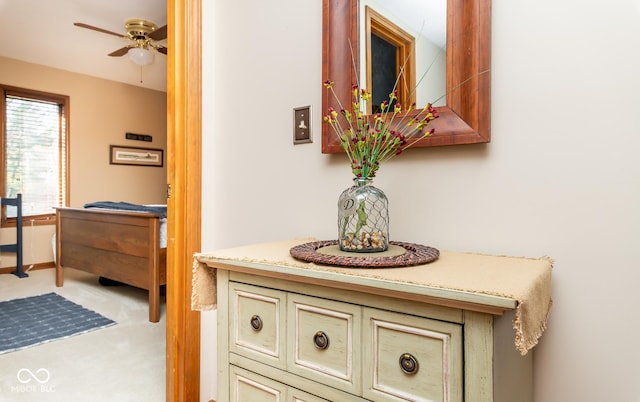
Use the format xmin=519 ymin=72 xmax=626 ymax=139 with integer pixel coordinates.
xmin=201 ymin=1 xmax=640 ymax=401
xmin=0 ymin=56 xmax=167 ymax=267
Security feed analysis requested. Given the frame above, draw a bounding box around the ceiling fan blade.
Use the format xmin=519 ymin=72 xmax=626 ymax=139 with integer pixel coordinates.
xmin=74 ymin=22 xmax=128 ymax=39
xmin=156 ymin=46 xmax=168 ymax=55
xmin=109 ymin=46 xmax=132 ymax=57
xmin=148 ymin=25 xmax=167 ymax=41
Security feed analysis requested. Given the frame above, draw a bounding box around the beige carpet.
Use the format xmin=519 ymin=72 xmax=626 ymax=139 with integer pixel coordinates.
xmin=0 ymin=268 xmax=165 ymax=401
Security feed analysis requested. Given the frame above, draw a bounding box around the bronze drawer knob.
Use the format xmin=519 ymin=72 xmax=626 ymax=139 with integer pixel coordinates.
xmin=313 ymin=331 xmax=330 ymax=350
xmin=399 ymin=353 xmax=419 ymax=375
xmin=250 ymin=315 xmax=263 ymax=331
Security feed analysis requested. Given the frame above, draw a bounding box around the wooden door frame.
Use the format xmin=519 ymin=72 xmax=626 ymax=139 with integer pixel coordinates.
xmin=166 ymin=0 xmax=202 ymax=401
xmin=364 ymin=6 xmax=416 ymax=114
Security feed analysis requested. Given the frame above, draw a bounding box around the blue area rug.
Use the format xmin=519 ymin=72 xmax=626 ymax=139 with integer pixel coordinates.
xmin=0 ymin=292 xmax=115 ymax=354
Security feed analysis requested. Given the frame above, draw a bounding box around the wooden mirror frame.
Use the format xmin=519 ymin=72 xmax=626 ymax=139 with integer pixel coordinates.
xmin=322 ymin=0 xmax=491 ymax=153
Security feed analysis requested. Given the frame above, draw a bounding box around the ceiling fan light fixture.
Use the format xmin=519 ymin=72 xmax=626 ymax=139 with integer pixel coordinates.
xmin=128 ymin=47 xmax=155 ymax=66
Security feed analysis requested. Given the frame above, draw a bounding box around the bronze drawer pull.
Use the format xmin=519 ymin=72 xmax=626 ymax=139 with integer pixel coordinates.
xmin=399 ymin=353 xmax=419 ymax=375
xmin=313 ymin=331 xmax=330 ymax=350
xmin=250 ymin=315 xmax=263 ymax=331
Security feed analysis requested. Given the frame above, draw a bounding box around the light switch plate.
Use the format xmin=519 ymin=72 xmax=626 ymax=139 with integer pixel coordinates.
xmin=293 ymin=106 xmax=312 ymax=144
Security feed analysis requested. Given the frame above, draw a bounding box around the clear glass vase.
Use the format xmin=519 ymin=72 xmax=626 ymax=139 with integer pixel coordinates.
xmin=337 ymin=177 xmax=389 ymax=252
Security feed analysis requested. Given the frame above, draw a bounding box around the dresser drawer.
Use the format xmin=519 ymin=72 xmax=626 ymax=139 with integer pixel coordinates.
xmin=290 ymin=388 xmax=331 ymax=402
xmin=363 ymin=308 xmax=463 ymax=402
xmin=229 ymin=282 xmax=287 ymax=368
xmin=287 ymin=293 xmax=362 ymax=395
xmin=230 ymin=365 xmax=330 ymax=402
xmin=230 ymin=365 xmax=286 ymax=402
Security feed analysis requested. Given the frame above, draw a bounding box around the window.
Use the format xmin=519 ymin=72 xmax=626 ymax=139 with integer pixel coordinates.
xmin=0 ymin=85 xmax=69 ymax=224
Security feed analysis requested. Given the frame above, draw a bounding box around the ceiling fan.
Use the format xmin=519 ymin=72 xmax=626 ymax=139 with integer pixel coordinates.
xmin=74 ymin=19 xmax=167 ymax=66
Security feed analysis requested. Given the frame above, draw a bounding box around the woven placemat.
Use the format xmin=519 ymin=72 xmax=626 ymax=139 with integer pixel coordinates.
xmin=290 ymin=240 xmax=439 ymax=268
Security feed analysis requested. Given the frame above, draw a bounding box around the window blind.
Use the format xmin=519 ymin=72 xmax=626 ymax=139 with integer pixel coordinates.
xmin=4 ymin=95 xmax=66 ymax=217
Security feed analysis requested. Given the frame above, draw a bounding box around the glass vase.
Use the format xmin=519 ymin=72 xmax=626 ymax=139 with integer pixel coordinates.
xmin=337 ymin=177 xmax=389 ymax=252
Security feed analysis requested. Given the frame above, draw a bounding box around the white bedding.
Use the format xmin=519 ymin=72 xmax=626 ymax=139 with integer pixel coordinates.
xmin=147 ymin=204 xmax=167 ymax=249
xmin=159 ymin=218 xmax=167 ymax=248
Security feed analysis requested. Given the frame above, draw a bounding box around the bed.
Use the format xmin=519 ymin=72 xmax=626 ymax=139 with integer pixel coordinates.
xmin=54 ymin=203 xmax=167 ymax=323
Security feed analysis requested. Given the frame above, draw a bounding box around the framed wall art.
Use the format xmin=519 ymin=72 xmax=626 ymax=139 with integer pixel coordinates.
xmin=110 ymin=145 xmax=164 ymax=167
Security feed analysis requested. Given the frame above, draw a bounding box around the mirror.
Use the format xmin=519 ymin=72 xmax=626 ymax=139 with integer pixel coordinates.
xmin=322 ymin=0 xmax=491 ymax=154
xmin=361 ymin=0 xmax=447 ymax=114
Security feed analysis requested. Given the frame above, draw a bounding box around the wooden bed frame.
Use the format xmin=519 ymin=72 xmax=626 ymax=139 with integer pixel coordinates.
xmin=55 ymin=207 xmax=167 ymax=323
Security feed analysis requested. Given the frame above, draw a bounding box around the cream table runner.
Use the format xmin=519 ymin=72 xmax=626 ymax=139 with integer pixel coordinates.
xmin=192 ymin=238 xmax=552 ymax=355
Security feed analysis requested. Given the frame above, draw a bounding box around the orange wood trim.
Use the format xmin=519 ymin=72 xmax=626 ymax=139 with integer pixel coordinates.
xmin=365 ymin=6 xmax=417 ymax=114
xmin=0 ymin=262 xmax=54 ymax=275
xmin=166 ymin=0 xmax=202 ymax=400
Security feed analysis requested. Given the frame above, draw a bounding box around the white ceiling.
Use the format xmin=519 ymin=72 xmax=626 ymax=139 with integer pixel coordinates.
xmin=0 ymin=0 xmax=167 ymax=92
xmin=373 ymin=0 xmax=447 ymax=48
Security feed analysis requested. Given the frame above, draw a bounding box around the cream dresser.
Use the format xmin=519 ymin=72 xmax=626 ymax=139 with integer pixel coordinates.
xmin=193 ymin=239 xmax=552 ymax=402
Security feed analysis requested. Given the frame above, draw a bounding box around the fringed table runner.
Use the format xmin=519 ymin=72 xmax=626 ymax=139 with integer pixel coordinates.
xmin=192 ymin=238 xmax=552 ymax=355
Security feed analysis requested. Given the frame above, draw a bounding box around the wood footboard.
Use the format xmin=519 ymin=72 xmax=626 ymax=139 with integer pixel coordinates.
xmin=55 ymin=207 xmax=167 ymax=322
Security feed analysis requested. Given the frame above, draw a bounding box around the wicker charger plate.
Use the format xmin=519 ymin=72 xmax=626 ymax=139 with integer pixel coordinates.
xmin=289 ymin=240 xmax=439 ymax=268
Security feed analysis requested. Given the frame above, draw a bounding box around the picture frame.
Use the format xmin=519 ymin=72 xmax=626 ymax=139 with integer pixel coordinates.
xmin=109 ymin=145 xmax=164 ymax=167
